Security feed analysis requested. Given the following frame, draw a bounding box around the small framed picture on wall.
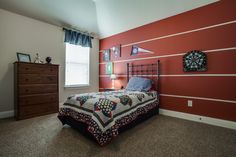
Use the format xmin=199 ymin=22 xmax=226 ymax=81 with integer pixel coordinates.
xmin=105 ymin=62 xmax=113 ymax=75
xmin=112 ymin=45 xmax=121 ymax=58
xmin=103 ymin=49 xmax=110 ymax=61
xmin=130 ymin=46 xmax=139 ymax=55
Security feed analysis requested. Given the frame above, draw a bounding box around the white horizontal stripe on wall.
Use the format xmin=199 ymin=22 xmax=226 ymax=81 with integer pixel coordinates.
xmin=97 ymin=89 xmax=236 ymax=104
xmin=122 ymin=20 xmax=236 ymax=47
xmin=159 ymin=109 xmax=236 ymax=130
xmin=160 ymin=74 xmax=236 ymax=77
xmin=160 ymin=94 xmax=236 ymax=104
xmin=99 ymin=74 xmax=236 ymax=77
xmin=99 ymin=20 xmax=236 ymax=52
xmin=99 ymin=47 xmax=236 ymax=64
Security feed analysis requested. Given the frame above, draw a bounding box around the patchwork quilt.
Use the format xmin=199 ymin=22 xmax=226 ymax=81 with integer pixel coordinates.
xmin=58 ymin=90 xmax=159 ymax=145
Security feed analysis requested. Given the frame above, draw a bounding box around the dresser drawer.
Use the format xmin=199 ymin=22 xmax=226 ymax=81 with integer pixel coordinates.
xmin=43 ymin=66 xmax=58 ymax=75
xmin=19 ymin=93 xmax=58 ymax=106
xmin=19 ymin=74 xmax=58 ymax=84
xmin=19 ymin=85 xmax=58 ymax=95
xmin=18 ymin=103 xmax=58 ymax=119
xmin=18 ymin=64 xmax=58 ymax=75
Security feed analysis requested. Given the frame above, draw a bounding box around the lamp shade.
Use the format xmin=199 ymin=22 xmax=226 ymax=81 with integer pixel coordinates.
xmin=110 ymin=74 xmax=117 ymax=80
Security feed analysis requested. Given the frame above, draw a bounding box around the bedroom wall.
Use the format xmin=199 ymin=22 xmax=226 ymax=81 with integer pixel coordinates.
xmin=0 ymin=9 xmax=99 ymax=115
xmin=99 ymin=0 xmax=236 ymax=122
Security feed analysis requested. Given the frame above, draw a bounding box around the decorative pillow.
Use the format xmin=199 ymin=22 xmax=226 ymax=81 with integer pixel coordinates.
xmin=126 ymin=77 xmax=152 ymax=92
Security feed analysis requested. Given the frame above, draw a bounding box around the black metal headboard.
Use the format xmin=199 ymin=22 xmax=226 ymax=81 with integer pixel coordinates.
xmin=127 ymin=60 xmax=160 ymax=91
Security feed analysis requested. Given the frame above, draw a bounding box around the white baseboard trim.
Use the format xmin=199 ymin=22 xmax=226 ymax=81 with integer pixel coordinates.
xmin=159 ymin=109 xmax=236 ymax=130
xmin=0 ymin=110 xmax=14 ymax=119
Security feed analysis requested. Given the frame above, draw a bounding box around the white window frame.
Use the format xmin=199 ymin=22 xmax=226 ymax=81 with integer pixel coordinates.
xmin=64 ymin=43 xmax=90 ymax=88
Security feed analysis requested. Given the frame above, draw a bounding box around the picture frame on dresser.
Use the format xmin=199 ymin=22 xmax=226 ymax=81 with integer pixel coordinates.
xmin=16 ymin=52 xmax=31 ymax=63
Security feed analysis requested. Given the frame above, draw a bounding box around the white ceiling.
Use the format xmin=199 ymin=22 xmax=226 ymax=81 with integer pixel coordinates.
xmin=0 ymin=0 xmax=218 ymax=39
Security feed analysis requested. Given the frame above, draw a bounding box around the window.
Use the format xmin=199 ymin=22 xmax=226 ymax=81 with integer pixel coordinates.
xmin=65 ymin=43 xmax=90 ymax=87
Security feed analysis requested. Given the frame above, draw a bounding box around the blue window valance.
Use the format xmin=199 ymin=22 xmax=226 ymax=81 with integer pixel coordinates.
xmin=63 ymin=28 xmax=92 ymax=48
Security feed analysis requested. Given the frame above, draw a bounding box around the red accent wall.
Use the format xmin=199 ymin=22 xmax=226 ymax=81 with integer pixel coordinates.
xmin=99 ymin=0 xmax=236 ymax=122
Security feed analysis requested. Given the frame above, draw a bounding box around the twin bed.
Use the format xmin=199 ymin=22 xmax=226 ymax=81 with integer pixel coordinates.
xmin=58 ymin=61 xmax=160 ymax=145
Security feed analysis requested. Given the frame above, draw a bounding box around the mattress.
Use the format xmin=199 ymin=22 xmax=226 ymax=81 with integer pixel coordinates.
xmin=58 ymin=90 xmax=159 ymax=145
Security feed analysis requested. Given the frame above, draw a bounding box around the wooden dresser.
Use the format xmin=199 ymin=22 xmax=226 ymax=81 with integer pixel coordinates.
xmin=14 ymin=62 xmax=59 ymax=120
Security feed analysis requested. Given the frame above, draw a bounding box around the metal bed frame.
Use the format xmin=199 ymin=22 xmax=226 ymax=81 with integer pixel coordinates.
xmin=127 ymin=60 xmax=160 ymax=91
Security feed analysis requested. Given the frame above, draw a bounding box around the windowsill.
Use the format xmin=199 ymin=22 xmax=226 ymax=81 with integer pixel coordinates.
xmin=64 ymin=84 xmax=90 ymax=89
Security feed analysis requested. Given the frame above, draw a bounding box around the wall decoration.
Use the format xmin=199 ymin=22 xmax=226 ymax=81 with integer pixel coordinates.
xmin=105 ymin=62 xmax=113 ymax=74
xmin=131 ymin=46 xmax=139 ymax=55
xmin=112 ymin=45 xmax=121 ymax=58
xmin=16 ymin=52 xmax=31 ymax=62
xmin=183 ymin=50 xmax=207 ymax=72
xmin=131 ymin=46 xmax=154 ymax=55
xmin=103 ymin=49 xmax=110 ymax=61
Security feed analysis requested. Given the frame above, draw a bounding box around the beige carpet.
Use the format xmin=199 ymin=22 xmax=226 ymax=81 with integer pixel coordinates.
xmin=0 ymin=114 xmax=235 ymax=157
